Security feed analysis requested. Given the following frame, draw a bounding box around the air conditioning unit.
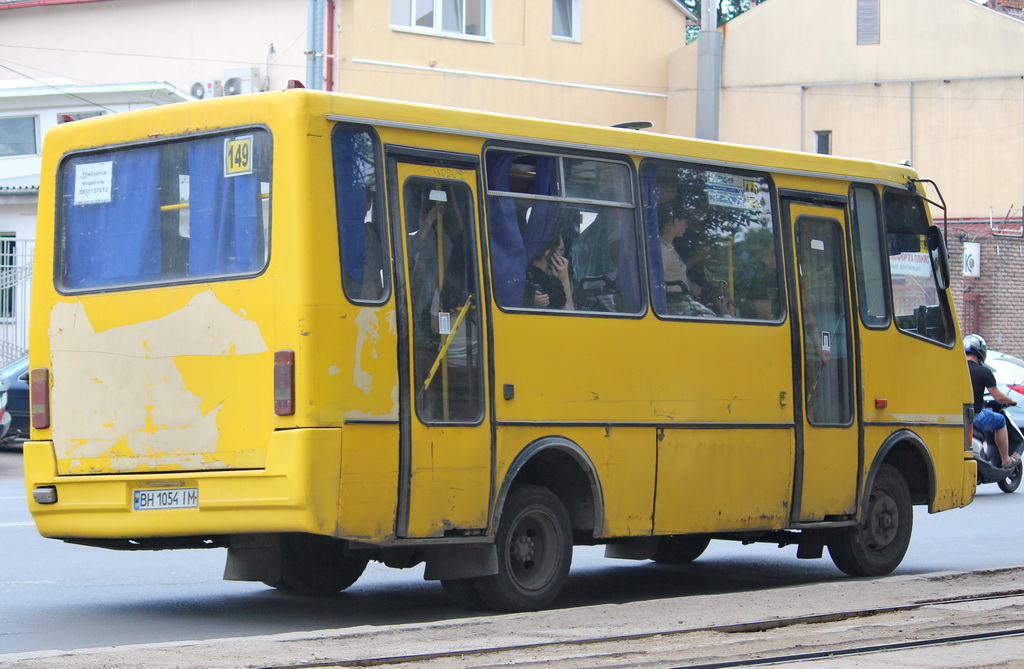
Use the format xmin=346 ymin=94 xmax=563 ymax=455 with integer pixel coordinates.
xmin=189 ymin=80 xmax=222 ymax=100
xmin=222 ymin=68 xmax=261 ymax=96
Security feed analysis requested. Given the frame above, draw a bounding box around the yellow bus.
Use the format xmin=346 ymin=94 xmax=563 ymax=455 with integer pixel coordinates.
xmin=24 ymin=90 xmax=975 ymax=612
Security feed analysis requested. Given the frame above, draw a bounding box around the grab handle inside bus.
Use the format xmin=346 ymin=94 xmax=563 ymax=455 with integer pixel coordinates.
xmin=421 ymin=294 xmax=474 ymax=392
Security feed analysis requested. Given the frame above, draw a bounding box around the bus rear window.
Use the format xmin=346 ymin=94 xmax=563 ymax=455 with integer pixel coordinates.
xmin=56 ymin=129 xmax=271 ymax=291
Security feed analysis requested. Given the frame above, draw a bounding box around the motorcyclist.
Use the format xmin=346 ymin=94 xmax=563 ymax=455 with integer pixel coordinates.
xmin=964 ymin=334 xmax=1020 ymax=469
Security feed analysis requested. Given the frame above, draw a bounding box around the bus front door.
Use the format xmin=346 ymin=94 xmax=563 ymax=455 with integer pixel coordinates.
xmin=786 ymin=201 xmax=860 ymax=522
xmin=388 ymin=157 xmax=492 ymax=538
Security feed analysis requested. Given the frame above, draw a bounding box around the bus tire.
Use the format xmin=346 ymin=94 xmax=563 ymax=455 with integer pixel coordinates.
xmin=652 ymin=535 xmax=711 ymax=564
xmin=827 ymin=464 xmax=912 ymax=577
xmin=472 ymin=484 xmax=572 ymax=612
xmin=265 ymin=533 xmax=368 ymax=594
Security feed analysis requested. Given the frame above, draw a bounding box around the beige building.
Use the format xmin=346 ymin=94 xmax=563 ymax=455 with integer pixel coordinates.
xmin=0 ymin=0 xmax=695 ymax=130
xmin=669 ymin=0 xmax=1024 ymax=223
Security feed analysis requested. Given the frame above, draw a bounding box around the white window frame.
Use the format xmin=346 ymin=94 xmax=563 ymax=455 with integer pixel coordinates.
xmin=0 ymin=115 xmax=38 ymax=158
xmin=391 ymin=0 xmax=492 ymax=41
xmin=57 ymin=111 xmax=104 ymax=125
xmin=552 ymin=0 xmax=581 ymax=42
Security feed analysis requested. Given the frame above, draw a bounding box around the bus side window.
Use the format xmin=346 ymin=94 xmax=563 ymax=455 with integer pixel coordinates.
xmin=333 ymin=125 xmax=388 ymax=303
xmin=849 ymin=185 xmax=890 ymax=328
xmin=884 ymin=189 xmax=954 ymax=344
xmin=640 ymin=161 xmax=781 ymax=321
xmin=485 ymin=149 xmax=642 ymax=314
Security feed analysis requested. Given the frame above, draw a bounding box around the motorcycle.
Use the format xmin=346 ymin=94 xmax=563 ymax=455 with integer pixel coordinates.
xmin=973 ymin=399 xmax=1024 ymax=493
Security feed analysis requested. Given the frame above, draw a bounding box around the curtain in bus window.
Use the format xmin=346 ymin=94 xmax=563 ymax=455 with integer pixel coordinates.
xmin=520 ymin=158 xmax=557 ymax=261
xmin=335 ymin=129 xmax=368 ymax=286
xmin=488 ymin=152 xmax=558 ymax=308
xmin=522 ymin=199 xmax=559 ymax=264
xmin=64 ymin=148 xmax=162 ymax=289
xmin=333 ymin=127 xmax=385 ymax=301
xmin=187 ymin=138 xmax=261 ymax=277
xmin=485 ymin=152 xmax=525 ymax=307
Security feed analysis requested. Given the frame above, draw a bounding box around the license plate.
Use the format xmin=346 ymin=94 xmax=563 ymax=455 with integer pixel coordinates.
xmin=133 ymin=487 xmax=199 ymax=511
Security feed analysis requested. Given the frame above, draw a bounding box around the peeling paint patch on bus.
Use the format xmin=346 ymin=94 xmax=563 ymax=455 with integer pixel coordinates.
xmin=48 ymin=291 xmax=267 ymax=471
xmin=354 ymin=307 xmax=382 ymax=395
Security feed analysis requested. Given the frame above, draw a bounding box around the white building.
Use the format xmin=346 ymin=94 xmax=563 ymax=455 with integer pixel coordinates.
xmin=0 ymin=81 xmax=190 ymax=360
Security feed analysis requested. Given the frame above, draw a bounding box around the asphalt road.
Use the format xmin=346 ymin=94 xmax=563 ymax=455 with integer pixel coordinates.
xmin=2 ymin=448 xmax=1022 ymax=658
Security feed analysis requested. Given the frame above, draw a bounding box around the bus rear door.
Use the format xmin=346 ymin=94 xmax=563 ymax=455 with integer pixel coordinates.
xmin=388 ymin=154 xmax=492 ymax=538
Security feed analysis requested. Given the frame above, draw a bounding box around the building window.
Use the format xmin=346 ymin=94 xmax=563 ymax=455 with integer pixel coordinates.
xmin=58 ymin=111 xmax=104 ymax=124
xmin=0 ymin=116 xmax=37 ymax=157
xmin=552 ymin=0 xmax=580 ymax=40
xmin=814 ymin=131 xmax=832 ymax=155
xmin=391 ymin=0 xmax=489 ymax=39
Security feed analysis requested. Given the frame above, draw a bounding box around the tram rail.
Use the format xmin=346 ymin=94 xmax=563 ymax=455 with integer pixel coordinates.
xmin=251 ymin=592 xmax=1024 ymax=669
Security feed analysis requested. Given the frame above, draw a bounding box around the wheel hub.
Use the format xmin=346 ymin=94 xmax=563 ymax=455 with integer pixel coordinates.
xmin=512 ymin=530 xmax=536 ymax=567
xmin=864 ymin=491 xmax=898 ymax=549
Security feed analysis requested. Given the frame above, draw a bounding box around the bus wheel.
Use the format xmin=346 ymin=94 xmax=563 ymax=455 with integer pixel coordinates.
xmin=472 ymin=484 xmax=572 ymax=612
xmin=828 ymin=464 xmax=912 ymax=577
xmin=653 ymin=535 xmax=711 ymax=564
xmin=265 ymin=533 xmax=368 ymax=594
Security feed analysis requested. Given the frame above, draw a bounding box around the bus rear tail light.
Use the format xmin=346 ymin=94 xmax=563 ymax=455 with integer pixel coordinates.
xmin=274 ymin=350 xmax=295 ymax=416
xmin=31 ymin=367 xmax=50 ymax=429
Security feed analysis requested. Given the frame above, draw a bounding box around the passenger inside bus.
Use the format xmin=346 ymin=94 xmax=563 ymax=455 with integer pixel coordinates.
xmin=571 ymin=205 xmax=634 ymax=312
xmin=658 ymin=201 xmax=715 ymax=317
xmin=526 ymin=232 xmax=574 ymax=310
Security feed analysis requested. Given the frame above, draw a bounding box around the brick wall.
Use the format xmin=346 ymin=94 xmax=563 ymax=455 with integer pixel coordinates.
xmin=945 ymin=224 xmax=1024 ymax=357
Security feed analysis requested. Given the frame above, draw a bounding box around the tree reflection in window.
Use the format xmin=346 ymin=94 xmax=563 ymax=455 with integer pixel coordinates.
xmin=641 ymin=161 xmax=782 ymax=321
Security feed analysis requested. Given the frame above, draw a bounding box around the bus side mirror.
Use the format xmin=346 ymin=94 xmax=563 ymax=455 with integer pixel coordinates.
xmin=927 ymin=226 xmax=950 ymax=291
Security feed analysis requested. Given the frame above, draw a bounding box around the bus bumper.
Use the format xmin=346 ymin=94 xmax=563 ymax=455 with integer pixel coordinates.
xmin=23 ymin=428 xmax=343 ymax=542
xmin=962 ymin=457 xmax=977 ymax=507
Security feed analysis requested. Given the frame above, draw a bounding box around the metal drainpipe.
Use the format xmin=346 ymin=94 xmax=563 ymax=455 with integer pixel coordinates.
xmin=695 ymin=1 xmax=722 ymax=141
xmin=908 ymin=80 xmax=914 ymax=167
xmin=799 ymin=86 xmax=805 ymax=152
xmin=306 ymin=0 xmax=325 ymax=90
xmin=325 ymin=0 xmax=335 ymax=91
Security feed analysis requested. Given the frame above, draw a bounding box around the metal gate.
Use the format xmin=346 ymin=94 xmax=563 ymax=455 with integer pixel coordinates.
xmin=0 ymin=237 xmax=33 ymax=365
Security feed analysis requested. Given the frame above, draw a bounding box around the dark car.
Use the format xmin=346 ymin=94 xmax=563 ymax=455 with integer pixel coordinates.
xmin=0 ymin=356 xmax=29 ymax=443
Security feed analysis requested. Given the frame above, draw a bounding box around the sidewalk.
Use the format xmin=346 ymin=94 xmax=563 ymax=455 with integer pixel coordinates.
xmin=3 ymin=568 xmax=1022 ymax=668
